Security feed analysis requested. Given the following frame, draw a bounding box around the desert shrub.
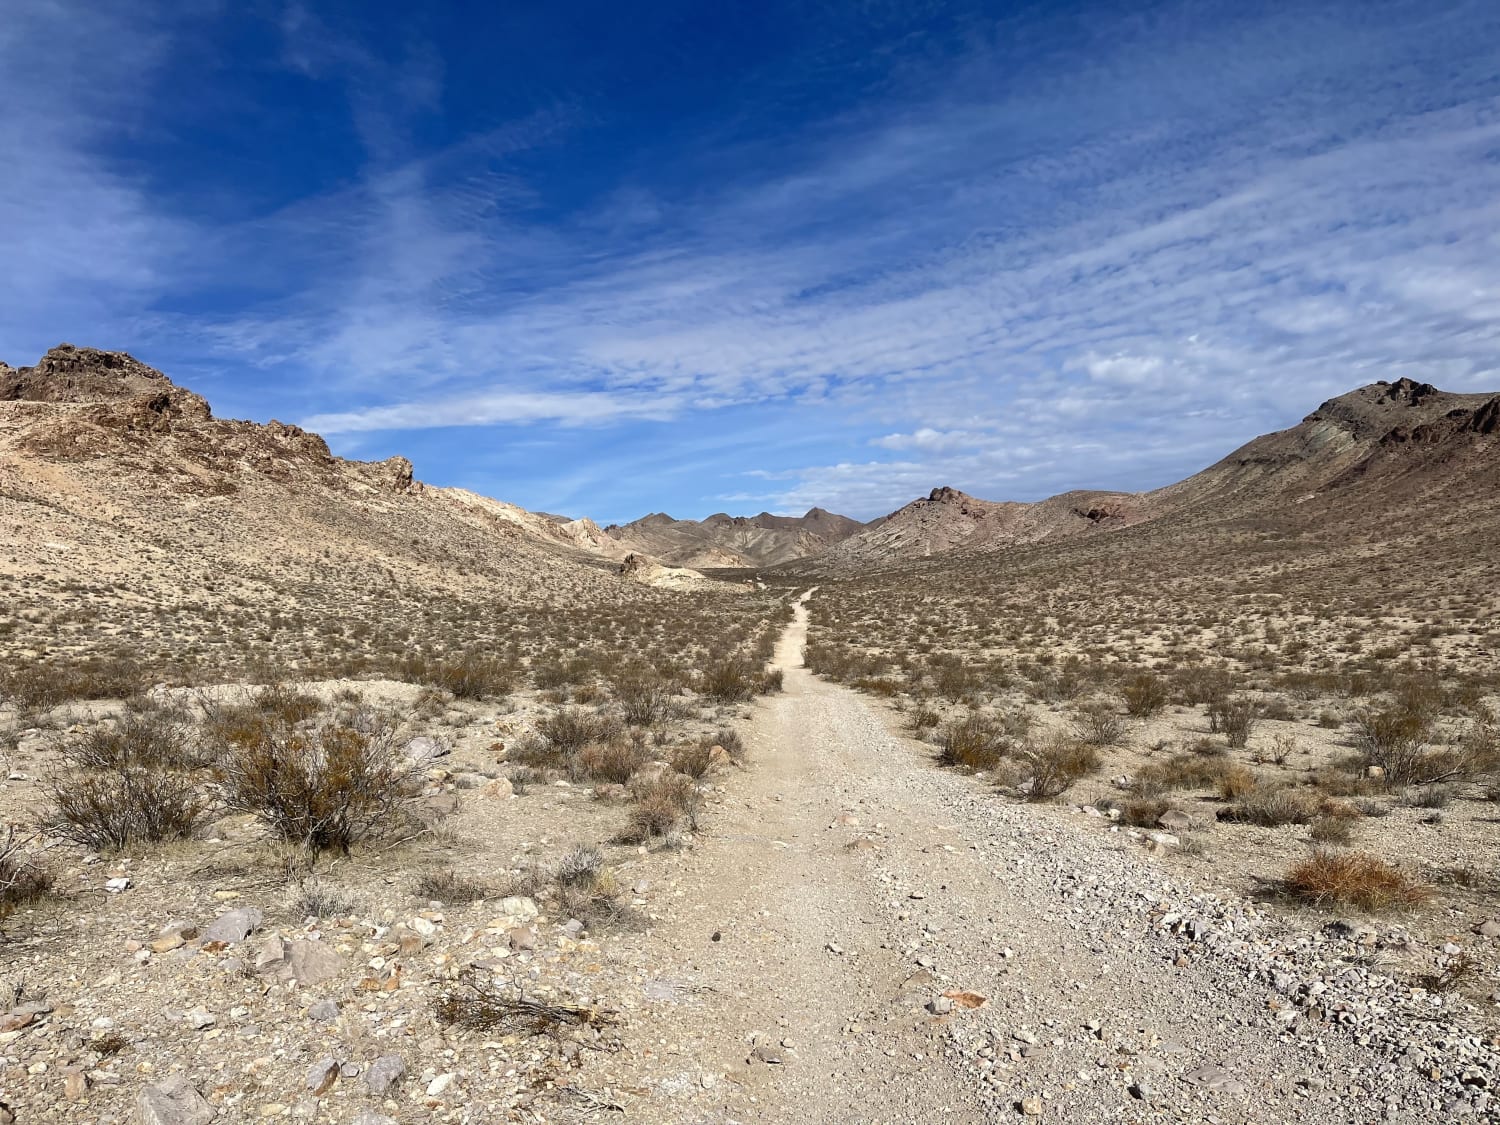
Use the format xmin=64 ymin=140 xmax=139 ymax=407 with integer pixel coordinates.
xmin=577 ymin=740 xmax=649 ymax=784
xmin=1217 ymin=764 xmax=1258 ymax=800
xmin=554 ymin=844 xmax=605 ymax=890
xmin=1208 ymin=695 xmax=1259 ymax=749
xmin=1073 ymin=701 xmax=1126 ymax=747
xmin=671 ymin=740 xmax=718 ymax=780
xmin=1309 ymin=815 xmax=1355 ymax=845
xmin=290 ymin=878 xmax=359 ymax=919
xmin=701 ymin=658 xmax=757 ymax=703
xmin=937 ymin=713 xmax=1011 ymax=770
xmin=1024 ymin=738 xmax=1099 ymax=801
xmin=0 ymin=827 xmax=51 ymax=926
xmin=1404 ymin=785 xmax=1454 ymax=810
xmin=1119 ymin=797 xmax=1172 ymax=828
xmin=613 ymin=673 xmax=679 ymax=727
xmin=1121 ymin=672 xmax=1168 ymax=718
xmin=538 ymin=708 xmax=622 ymax=753
xmin=1174 ymin=666 xmax=1233 ymax=707
xmin=625 ymin=774 xmax=701 ymax=841
xmin=217 ymin=715 xmax=411 ymax=853
xmin=66 ymin=707 xmax=207 ymax=772
xmin=41 ymin=715 xmax=207 ymax=850
xmin=0 ymin=655 xmax=143 ymax=709
xmin=1136 ymin=753 xmax=1232 ymax=796
xmin=755 ymin=667 xmax=784 ymax=696
xmin=907 ymin=706 xmax=940 ymax=734
xmin=430 ymin=652 xmax=514 ymax=700
xmin=712 ymin=727 xmax=746 ymax=761
xmin=1218 ymin=787 xmax=1316 ymax=827
xmin=41 ymin=768 xmax=203 ymax=850
xmin=1284 ymin=850 xmax=1431 ymax=911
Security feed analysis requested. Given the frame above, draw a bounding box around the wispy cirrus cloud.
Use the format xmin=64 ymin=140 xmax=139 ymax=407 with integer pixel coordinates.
xmin=5 ymin=1 xmax=1500 ymax=519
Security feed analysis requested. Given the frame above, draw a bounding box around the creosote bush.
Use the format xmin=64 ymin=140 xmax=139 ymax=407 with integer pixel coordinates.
xmin=1024 ymin=738 xmax=1099 ymax=801
xmin=41 ymin=714 xmax=207 ymax=850
xmin=0 ymin=827 xmax=52 ymax=926
xmin=216 ymin=712 xmax=412 ymax=853
xmin=577 ymin=740 xmax=648 ymax=784
xmin=1284 ymin=850 xmax=1432 ymax=911
xmin=1208 ymin=695 xmax=1260 ymax=749
xmin=1218 ymin=788 xmax=1316 ymax=827
xmin=1121 ymin=672 xmax=1169 ymax=718
xmin=1073 ymin=701 xmax=1126 ymax=747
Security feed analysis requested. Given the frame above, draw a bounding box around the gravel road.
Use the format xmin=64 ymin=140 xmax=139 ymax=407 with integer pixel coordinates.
xmin=607 ymin=593 xmax=1479 ymax=1123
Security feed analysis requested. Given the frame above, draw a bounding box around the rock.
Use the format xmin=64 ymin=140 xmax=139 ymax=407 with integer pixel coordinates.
xmin=307 ymin=999 xmax=339 ymax=1022
xmin=454 ymin=772 xmax=488 ymax=790
xmin=482 ymin=777 xmax=514 ymax=799
xmin=1157 ymin=809 xmax=1193 ymax=831
xmin=942 ymin=989 xmax=988 ymax=1009
xmin=497 ymin=896 xmax=539 ymax=922
xmin=64 ymin=1067 xmax=89 ymax=1101
xmin=1327 ymin=919 xmax=1377 ymax=945
xmin=1474 ymin=920 xmax=1500 ymax=939
xmin=363 ymin=1054 xmax=406 ymax=1095
xmin=132 ymin=1075 xmax=215 ymax=1125
xmin=105 ymin=877 xmax=131 ymax=893
xmin=306 ymin=1056 xmax=339 ymax=1095
xmin=404 ymin=736 xmax=449 ymax=764
xmin=750 ymin=1045 xmax=784 ymax=1065
xmin=929 ymin=996 xmax=954 ymax=1015
xmin=254 ymin=935 xmax=285 ymax=971
xmin=1147 ymin=831 xmax=1179 ymax=848
xmin=265 ymin=940 xmax=345 ymax=987
xmin=426 ymin=1072 xmax=456 ymax=1096
xmin=1183 ymin=1065 xmax=1247 ymax=1095
xmin=201 ymin=907 xmax=263 ymax=944
xmin=185 ymin=1008 xmax=216 ymax=1030
xmin=508 ymin=925 xmax=539 ymax=952
xmin=1365 ymin=765 xmax=1386 ymax=780
xmin=1021 ymin=1095 xmax=1044 ymax=1115
xmin=350 ymin=1115 xmax=396 ymax=1125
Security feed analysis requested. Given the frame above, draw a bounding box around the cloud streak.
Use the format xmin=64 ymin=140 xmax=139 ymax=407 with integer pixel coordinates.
xmin=5 ymin=1 xmax=1500 ymax=518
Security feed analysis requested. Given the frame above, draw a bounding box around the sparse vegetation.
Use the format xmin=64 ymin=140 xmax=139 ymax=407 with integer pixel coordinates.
xmin=1284 ymin=850 xmax=1432 ymax=911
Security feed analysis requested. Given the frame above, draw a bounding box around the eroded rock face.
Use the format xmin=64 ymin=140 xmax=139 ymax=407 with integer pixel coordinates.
xmin=1 ymin=345 xmax=190 ymax=406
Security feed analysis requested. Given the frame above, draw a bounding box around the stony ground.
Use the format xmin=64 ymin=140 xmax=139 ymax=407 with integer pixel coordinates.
xmin=2 ymin=595 xmax=1497 ymax=1122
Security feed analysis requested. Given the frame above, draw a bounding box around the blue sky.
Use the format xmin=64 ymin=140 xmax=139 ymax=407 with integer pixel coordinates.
xmin=4 ymin=1 xmax=1500 ymax=522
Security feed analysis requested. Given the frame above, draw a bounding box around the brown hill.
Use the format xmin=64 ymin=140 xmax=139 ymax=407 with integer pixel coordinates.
xmin=809 ymin=377 xmax=1499 ymax=573
xmin=0 ymin=345 xmax=727 ymax=684
xmin=605 ymin=506 xmax=867 ymax=568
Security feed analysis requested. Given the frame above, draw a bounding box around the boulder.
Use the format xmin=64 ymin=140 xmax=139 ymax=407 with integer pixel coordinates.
xmin=132 ymin=1076 xmax=215 ymax=1125
xmin=200 ymin=907 xmax=262 ymax=944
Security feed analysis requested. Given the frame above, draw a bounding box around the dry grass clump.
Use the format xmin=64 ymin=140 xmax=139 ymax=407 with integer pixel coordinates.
xmin=1309 ymin=815 xmax=1356 ymax=845
xmin=538 ymin=708 xmax=624 ymax=754
xmin=1218 ymin=787 xmax=1316 ymax=827
xmin=670 ymin=739 xmax=720 ymax=780
xmin=700 ymin=657 xmax=760 ymax=703
xmin=577 ymin=740 xmax=649 ymax=784
xmin=216 ymin=711 xmax=413 ymax=853
xmin=290 ymin=878 xmax=360 ymax=919
xmin=414 ymin=651 xmax=515 ymax=700
xmin=436 ymin=970 xmax=616 ymax=1035
xmin=624 ymin=773 xmax=701 ymax=841
xmin=551 ymin=844 xmax=625 ymax=926
xmin=1134 ymin=752 xmax=1234 ymax=796
xmin=937 ymin=713 xmax=1012 ymax=770
xmin=416 ymin=867 xmax=491 ymax=904
xmin=0 ymin=827 xmax=52 ymax=926
xmin=1117 ymin=796 xmax=1173 ymax=827
xmin=1284 ymin=850 xmax=1432 ymax=911
xmin=1024 ymin=737 xmax=1100 ymax=801
xmin=1218 ymin=763 xmax=1258 ymax=800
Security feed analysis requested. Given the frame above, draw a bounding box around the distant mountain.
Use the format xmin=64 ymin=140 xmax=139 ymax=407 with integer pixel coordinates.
xmin=604 ymin=506 xmax=868 ymax=568
xmin=806 ymin=377 xmax=1500 ymax=572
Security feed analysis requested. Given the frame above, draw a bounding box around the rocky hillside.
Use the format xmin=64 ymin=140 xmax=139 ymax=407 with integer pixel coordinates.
xmin=807 ymin=377 xmax=1500 ymax=573
xmin=604 ymin=507 xmax=867 ymax=568
xmin=0 ymin=345 xmax=733 ymax=683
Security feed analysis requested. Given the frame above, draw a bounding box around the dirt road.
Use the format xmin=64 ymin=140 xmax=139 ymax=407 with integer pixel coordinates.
xmin=607 ymin=593 xmax=1444 ymax=1123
